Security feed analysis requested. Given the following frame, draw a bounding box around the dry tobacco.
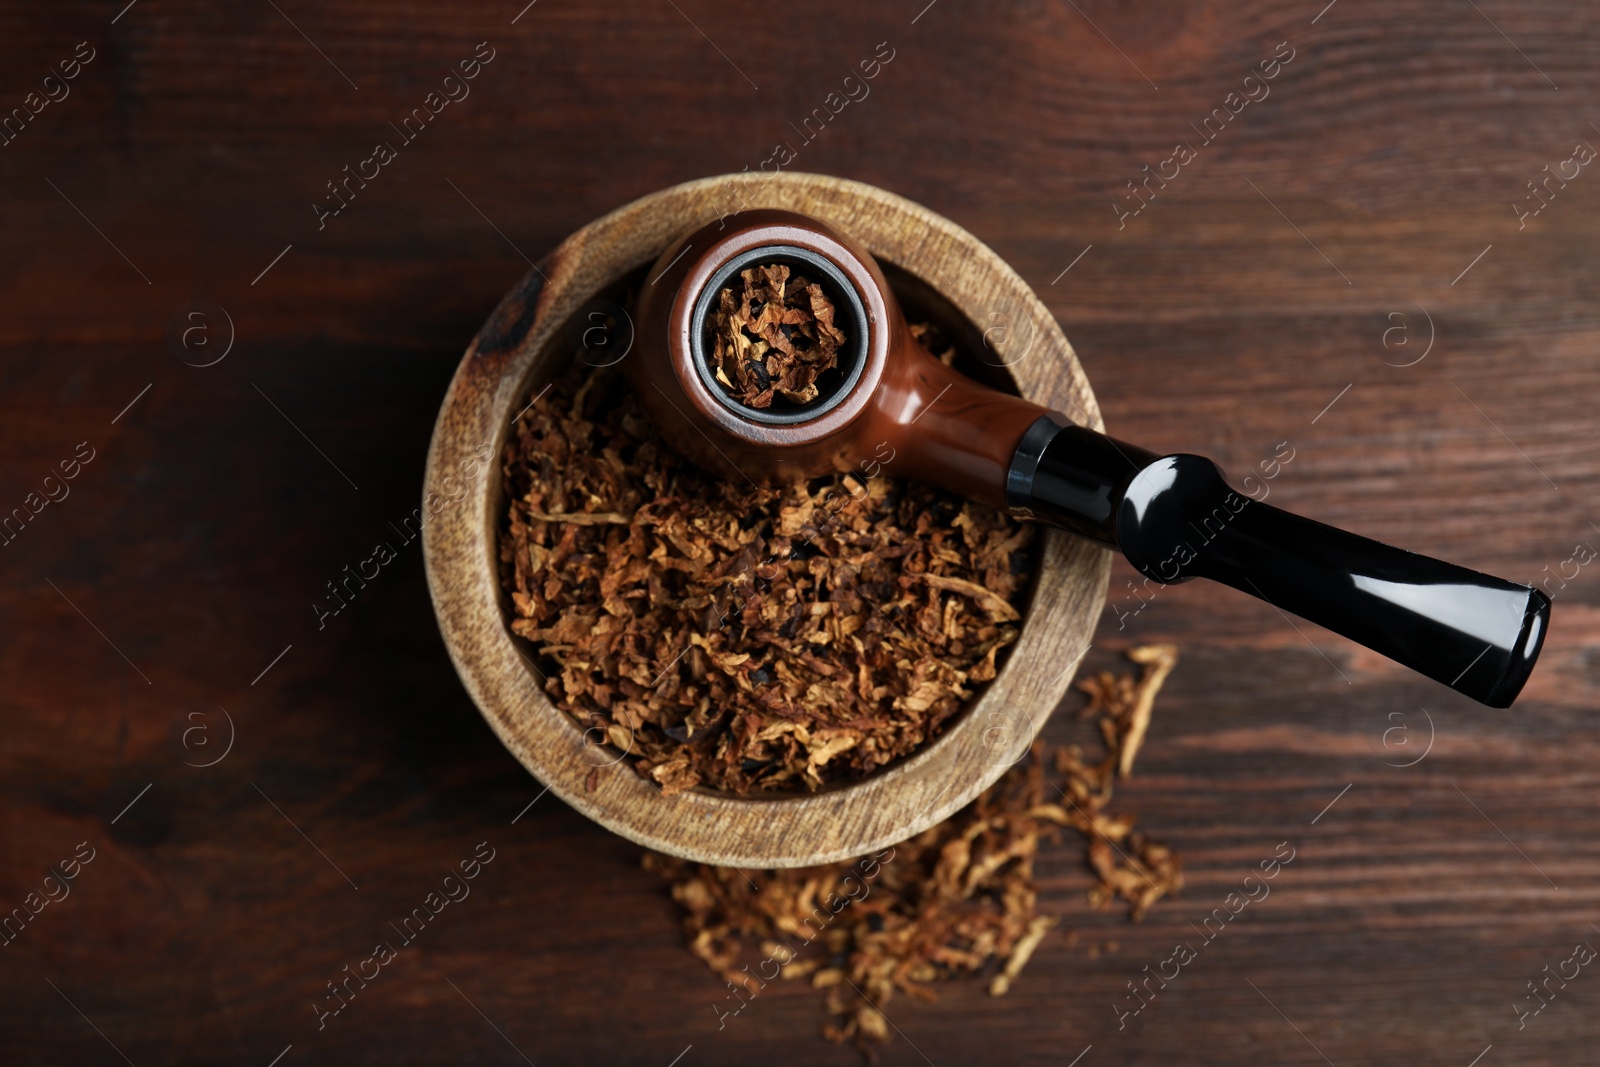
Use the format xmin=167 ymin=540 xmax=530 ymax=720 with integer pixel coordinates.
xmin=708 ymin=263 xmax=847 ymax=408
xmin=648 ymin=645 xmax=1185 ymax=1051
xmin=498 ymin=328 xmax=1033 ymax=796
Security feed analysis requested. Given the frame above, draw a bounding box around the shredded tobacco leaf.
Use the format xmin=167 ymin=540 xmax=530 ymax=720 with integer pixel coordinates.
xmin=709 ymin=263 xmax=847 ymax=408
xmin=497 ymin=330 xmax=1033 ymax=796
xmin=648 ymin=646 xmax=1184 ymax=1052
xmin=1061 ymin=642 xmax=1182 ymax=921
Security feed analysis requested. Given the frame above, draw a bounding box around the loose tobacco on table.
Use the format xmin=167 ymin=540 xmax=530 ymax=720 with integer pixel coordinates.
xmin=648 ymin=645 xmax=1183 ymax=1053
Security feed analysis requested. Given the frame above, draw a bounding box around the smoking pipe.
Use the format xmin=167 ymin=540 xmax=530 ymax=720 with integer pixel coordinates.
xmin=628 ymin=209 xmax=1549 ymax=708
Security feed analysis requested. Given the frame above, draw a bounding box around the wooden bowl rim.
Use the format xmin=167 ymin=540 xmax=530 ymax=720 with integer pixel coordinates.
xmin=423 ymin=171 xmax=1109 ymax=868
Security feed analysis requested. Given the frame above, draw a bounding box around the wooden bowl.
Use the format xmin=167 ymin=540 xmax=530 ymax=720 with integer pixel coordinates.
xmin=423 ymin=172 xmax=1110 ymax=868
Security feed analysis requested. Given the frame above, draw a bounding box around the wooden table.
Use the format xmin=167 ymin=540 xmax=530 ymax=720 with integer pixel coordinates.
xmin=3 ymin=2 xmax=1596 ymax=1063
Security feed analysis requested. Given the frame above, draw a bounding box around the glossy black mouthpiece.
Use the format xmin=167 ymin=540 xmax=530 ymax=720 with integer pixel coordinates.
xmin=1008 ymin=416 xmax=1550 ymax=708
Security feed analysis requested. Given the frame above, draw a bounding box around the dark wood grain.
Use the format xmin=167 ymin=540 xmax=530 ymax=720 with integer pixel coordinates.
xmin=3 ymin=1 xmax=1599 ymax=1064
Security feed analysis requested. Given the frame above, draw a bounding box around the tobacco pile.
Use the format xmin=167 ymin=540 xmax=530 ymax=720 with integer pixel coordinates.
xmin=648 ymin=645 xmax=1183 ymax=1052
xmin=498 ymin=328 xmax=1033 ymax=796
xmin=708 ymin=263 xmax=847 ymax=408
